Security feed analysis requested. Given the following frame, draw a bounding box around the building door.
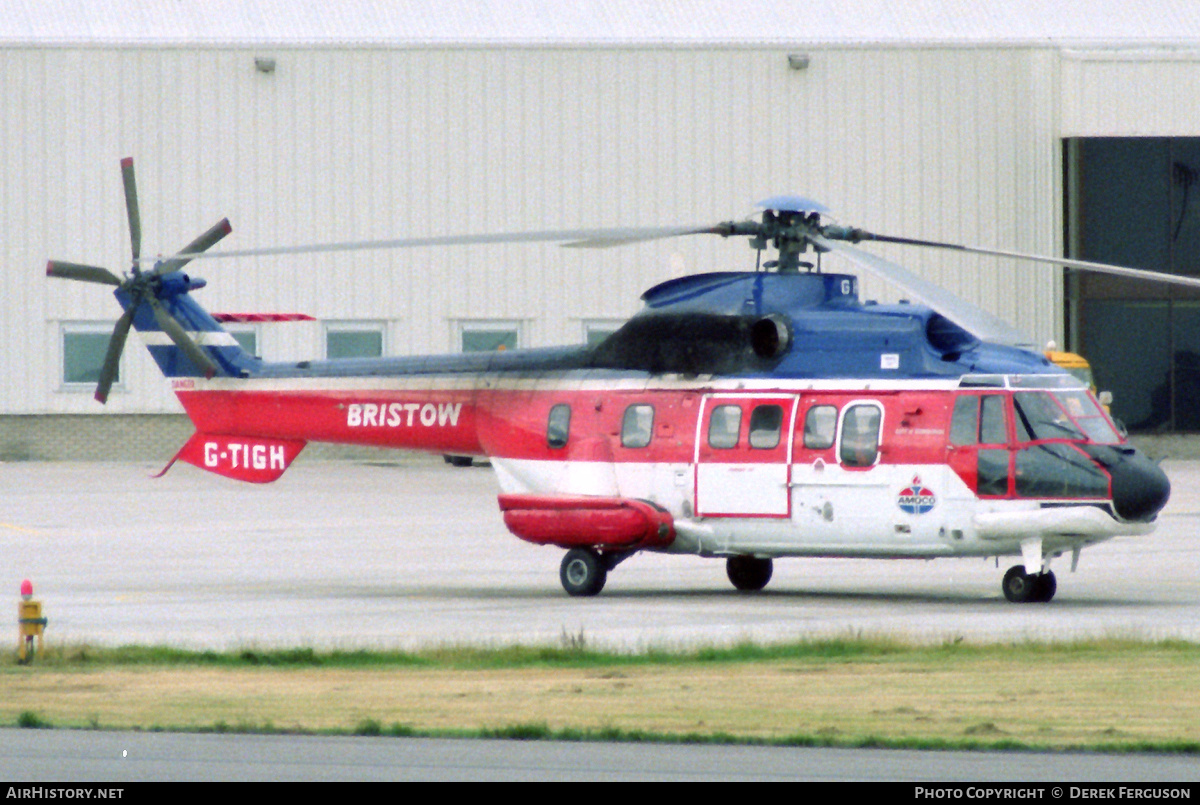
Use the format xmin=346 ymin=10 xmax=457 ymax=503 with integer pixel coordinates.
xmin=1066 ymin=137 xmax=1200 ymax=431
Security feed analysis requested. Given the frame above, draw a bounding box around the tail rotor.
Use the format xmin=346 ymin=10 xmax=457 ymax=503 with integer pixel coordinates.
xmin=46 ymin=158 xmax=230 ymax=402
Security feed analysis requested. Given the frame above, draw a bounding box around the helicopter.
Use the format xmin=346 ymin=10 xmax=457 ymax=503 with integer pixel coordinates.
xmin=47 ymin=158 xmax=1189 ymax=603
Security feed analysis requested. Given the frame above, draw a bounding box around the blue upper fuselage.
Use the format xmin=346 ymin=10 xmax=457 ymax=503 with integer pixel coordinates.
xmin=126 ymin=269 xmax=1062 ymax=382
xmin=587 ymin=271 xmax=1059 ymax=380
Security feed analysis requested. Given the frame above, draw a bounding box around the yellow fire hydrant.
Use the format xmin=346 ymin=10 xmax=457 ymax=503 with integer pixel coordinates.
xmin=18 ymin=579 xmax=47 ymax=664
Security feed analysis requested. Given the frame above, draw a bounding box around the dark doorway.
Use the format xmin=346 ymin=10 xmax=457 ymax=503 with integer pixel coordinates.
xmin=1065 ymin=137 xmax=1200 ymax=432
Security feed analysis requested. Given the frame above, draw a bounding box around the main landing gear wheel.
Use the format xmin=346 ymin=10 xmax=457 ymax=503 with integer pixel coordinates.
xmin=726 ymin=555 xmax=773 ymax=592
xmin=1002 ymin=566 xmax=1057 ymax=603
xmin=560 ymin=548 xmax=607 ymax=597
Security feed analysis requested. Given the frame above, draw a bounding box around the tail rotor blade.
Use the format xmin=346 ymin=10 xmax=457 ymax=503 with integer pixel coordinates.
xmin=94 ymin=307 xmax=135 ymax=403
xmin=147 ymin=295 xmax=218 ymax=379
xmin=154 ymin=218 xmax=233 ymax=275
xmin=46 ymin=260 xmax=122 ymax=286
xmin=120 ymin=157 xmax=142 ymax=263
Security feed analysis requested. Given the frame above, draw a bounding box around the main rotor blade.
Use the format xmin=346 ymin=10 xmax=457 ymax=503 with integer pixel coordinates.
xmin=121 ymin=157 xmax=141 ymax=263
xmin=153 ymin=218 xmax=233 ymax=275
xmin=147 ymin=295 xmax=218 ymax=379
xmin=46 ymin=260 xmax=122 ymax=286
xmin=850 ymin=232 xmax=1200 ymax=290
xmin=812 ymin=234 xmax=1034 ymax=348
xmin=132 ymin=225 xmax=715 ymax=262
xmin=94 ymin=307 xmax=135 ymax=403
xmin=561 ymin=226 xmax=721 ymax=249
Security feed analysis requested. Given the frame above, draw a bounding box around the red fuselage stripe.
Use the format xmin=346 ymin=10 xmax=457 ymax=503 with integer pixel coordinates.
xmin=176 ymin=385 xmax=951 ymax=466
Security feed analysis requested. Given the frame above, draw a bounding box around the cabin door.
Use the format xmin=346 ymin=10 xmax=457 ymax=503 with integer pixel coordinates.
xmin=694 ymin=394 xmax=799 ymax=517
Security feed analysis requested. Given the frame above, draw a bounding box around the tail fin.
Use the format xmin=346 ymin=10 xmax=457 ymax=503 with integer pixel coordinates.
xmin=117 ymin=272 xmax=259 ymax=380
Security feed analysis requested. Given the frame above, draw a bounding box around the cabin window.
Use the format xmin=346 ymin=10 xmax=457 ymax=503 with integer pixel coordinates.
xmin=707 ymin=405 xmax=741 ymax=449
xmin=749 ymin=404 xmax=784 ymax=449
xmin=621 ymin=404 xmax=654 ymax=448
xmin=803 ymin=405 xmax=837 ymax=449
xmin=840 ymin=404 xmax=881 ymax=467
xmin=62 ymin=324 xmax=118 ymax=388
xmin=547 ymin=404 xmax=571 ymax=449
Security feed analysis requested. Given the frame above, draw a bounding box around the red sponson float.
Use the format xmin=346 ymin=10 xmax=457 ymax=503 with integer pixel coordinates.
xmin=497 ymin=494 xmax=675 ymax=550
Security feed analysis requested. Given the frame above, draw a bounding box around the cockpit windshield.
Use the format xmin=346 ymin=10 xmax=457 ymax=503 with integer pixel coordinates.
xmin=1012 ymin=390 xmax=1120 ymax=445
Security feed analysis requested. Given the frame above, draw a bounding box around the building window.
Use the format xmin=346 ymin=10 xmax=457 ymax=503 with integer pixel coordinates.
xmin=621 ymin=404 xmax=654 ymax=448
xmin=62 ymin=324 xmax=117 ymax=388
xmin=460 ymin=321 xmax=519 ymax=353
xmin=583 ymin=321 xmax=622 ymax=347
xmin=326 ymin=323 xmax=384 ymax=359
xmin=226 ymin=325 xmax=259 ymax=358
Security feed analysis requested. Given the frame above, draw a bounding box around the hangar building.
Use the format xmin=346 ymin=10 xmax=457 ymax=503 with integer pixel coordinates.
xmin=4 ymin=0 xmax=1200 ymax=457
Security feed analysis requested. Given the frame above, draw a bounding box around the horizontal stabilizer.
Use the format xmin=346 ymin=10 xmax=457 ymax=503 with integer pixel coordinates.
xmin=210 ymin=313 xmax=316 ymax=323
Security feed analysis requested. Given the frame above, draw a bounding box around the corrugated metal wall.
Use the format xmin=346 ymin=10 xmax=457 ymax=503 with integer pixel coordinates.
xmin=3 ymin=43 xmax=1068 ymax=413
xmin=1062 ymin=48 xmax=1200 ymax=136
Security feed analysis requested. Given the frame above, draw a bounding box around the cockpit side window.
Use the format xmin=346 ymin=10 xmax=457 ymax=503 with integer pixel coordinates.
xmin=950 ymin=396 xmax=979 ymax=446
xmin=951 ymin=394 xmax=1008 ymax=446
xmin=949 ymin=394 xmax=1012 ymax=497
xmin=980 ymin=395 xmax=1008 ymax=445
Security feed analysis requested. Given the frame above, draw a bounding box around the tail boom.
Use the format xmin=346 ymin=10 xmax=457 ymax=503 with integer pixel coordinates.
xmin=166 ymin=385 xmax=483 ymax=483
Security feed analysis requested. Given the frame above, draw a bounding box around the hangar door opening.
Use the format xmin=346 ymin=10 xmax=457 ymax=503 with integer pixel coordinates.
xmin=1065 ymin=137 xmax=1200 ymax=432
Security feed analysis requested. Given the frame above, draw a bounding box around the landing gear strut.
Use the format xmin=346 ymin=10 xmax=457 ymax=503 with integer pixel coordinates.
xmin=726 ymin=555 xmax=773 ymax=592
xmin=1002 ymin=565 xmax=1057 ymax=603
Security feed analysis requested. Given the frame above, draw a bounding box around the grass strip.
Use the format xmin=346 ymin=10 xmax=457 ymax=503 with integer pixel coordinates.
xmin=10 ymin=635 xmax=1199 ymax=670
xmin=4 ymin=636 xmax=1199 ymax=753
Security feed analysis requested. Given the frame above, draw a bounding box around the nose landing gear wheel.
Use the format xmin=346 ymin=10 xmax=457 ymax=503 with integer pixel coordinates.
xmin=726 ymin=555 xmax=773 ymax=592
xmin=1002 ymin=566 xmax=1057 ymax=603
xmin=560 ymin=548 xmax=607 ymax=597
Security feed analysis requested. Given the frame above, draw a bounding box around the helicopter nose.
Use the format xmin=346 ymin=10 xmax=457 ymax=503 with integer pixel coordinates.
xmin=1108 ymin=449 xmax=1171 ymax=523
